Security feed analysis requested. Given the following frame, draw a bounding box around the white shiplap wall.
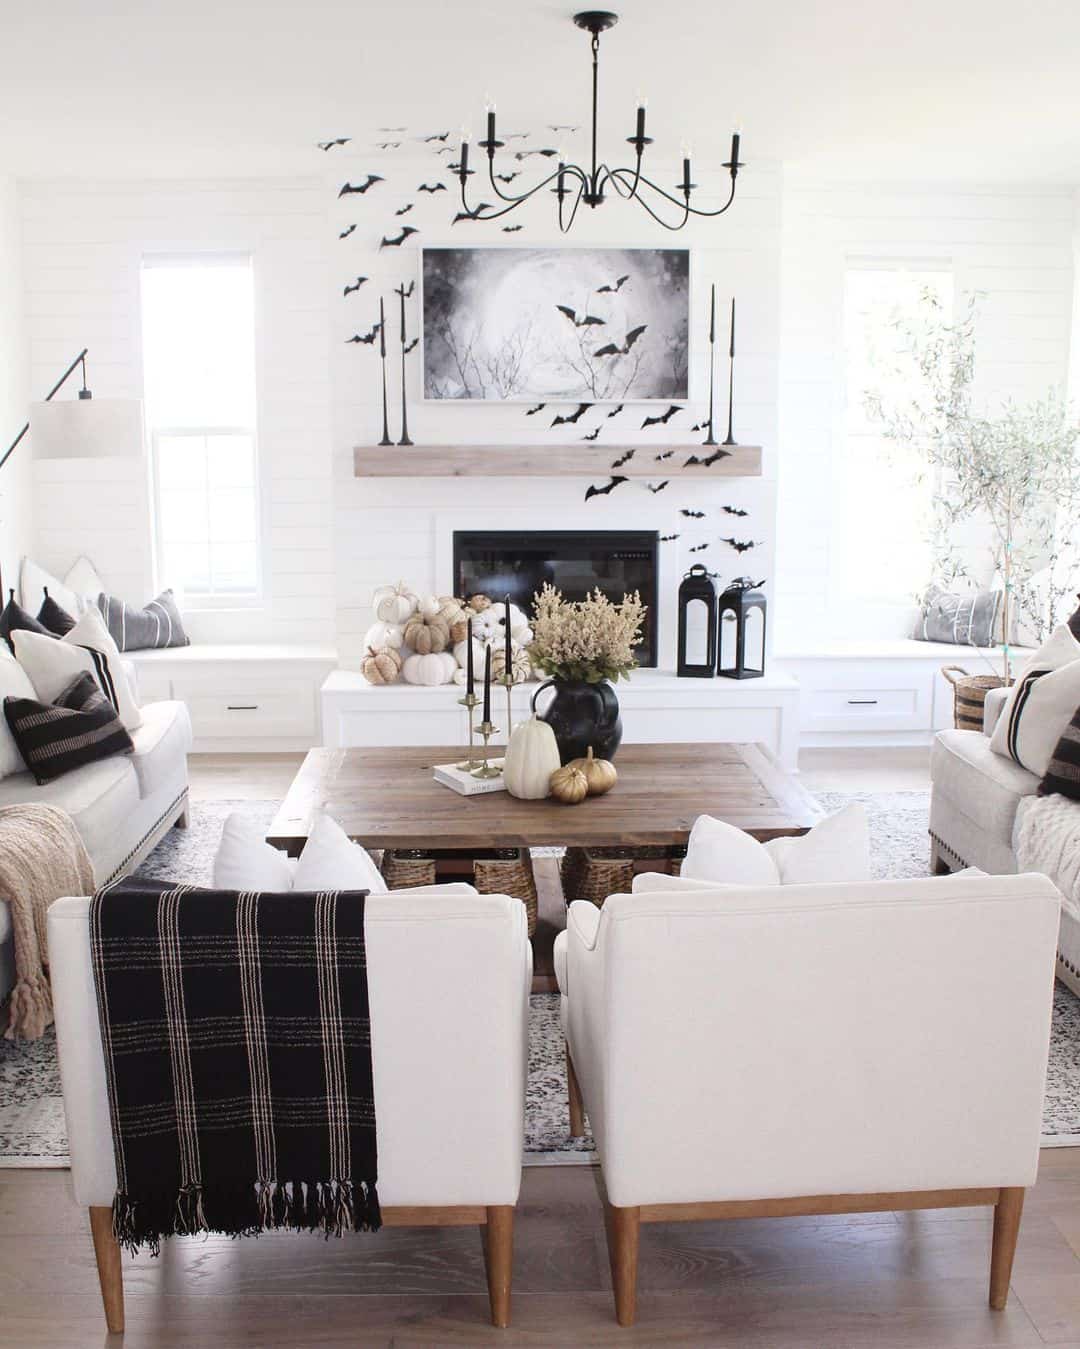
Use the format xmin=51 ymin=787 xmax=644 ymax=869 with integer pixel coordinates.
xmin=0 ymin=176 xmax=30 ymax=598
xmin=774 ymin=180 xmax=1077 ymax=648
xmin=18 ymin=178 xmax=335 ymax=644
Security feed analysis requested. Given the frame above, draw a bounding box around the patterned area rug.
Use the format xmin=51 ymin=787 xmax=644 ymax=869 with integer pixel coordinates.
xmin=1 ymin=791 xmax=1078 ymax=1166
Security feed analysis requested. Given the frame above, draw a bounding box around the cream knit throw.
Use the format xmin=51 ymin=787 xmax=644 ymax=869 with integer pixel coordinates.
xmin=0 ymin=803 xmax=95 ymax=1039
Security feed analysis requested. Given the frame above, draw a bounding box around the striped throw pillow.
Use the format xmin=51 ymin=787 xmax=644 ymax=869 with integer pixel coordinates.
xmin=1041 ymin=706 xmax=1080 ymax=801
xmin=97 ymin=589 xmax=190 ymax=652
xmin=3 ymin=672 xmax=134 ymax=785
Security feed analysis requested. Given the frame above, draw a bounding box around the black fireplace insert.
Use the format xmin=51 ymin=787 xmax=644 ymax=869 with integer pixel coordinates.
xmin=453 ymin=530 xmax=659 ymax=667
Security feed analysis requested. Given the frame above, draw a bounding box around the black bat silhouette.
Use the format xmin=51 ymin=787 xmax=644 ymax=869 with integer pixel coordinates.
xmin=597 ymin=274 xmax=630 ymax=294
xmin=646 ymin=480 xmax=669 ymax=493
xmin=395 ymin=203 xmax=414 ymax=216
xmin=690 ymin=422 xmax=707 ymax=432
xmin=452 ymin=205 xmax=493 ymax=224
xmin=404 ymin=338 xmax=418 ymax=354
xmin=641 ymin=404 xmax=682 ymax=429
xmin=339 ymin=224 xmax=357 ymax=240
xmin=434 ymin=145 xmax=457 ymax=155
xmin=419 ymin=132 xmax=449 ymax=143
xmin=680 ymin=509 xmax=705 ymax=518
xmin=525 ymin=404 xmax=546 ymax=416
xmin=555 ymin=304 xmax=605 ymax=328
xmin=548 ymin=124 xmax=580 ymax=133
xmin=376 ymin=141 xmax=402 ymax=150
xmin=343 ymin=276 xmax=368 ymax=296
xmin=317 ymin=138 xmax=350 ymax=151
xmin=502 ymin=132 xmax=530 ymax=141
xmin=339 ymin=175 xmax=383 ymax=196
xmin=495 ymin=172 xmax=521 ymax=183
xmin=720 ymin=537 xmax=759 ymax=554
xmin=380 ymin=226 xmax=419 ymax=249
xmin=502 ymin=225 xmax=523 ymax=233
xmin=345 ymin=323 xmax=382 ymax=345
xmin=594 ymin=325 xmax=647 ymax=358
xmin=685 ymin=448 xmax=733 ymax=467
xmin=655 ymin=450 xmax=674 ymax=460
xmin=417 ymin=182 xmax=447 ymax=193
xmin=723 ymin=505 xmax=749 ymax=517
xmin=551 ymin=403 xmax=591 ymax=427
xmin=585 ymin=476 xmax=628 ymax=501
xmin=516 ymin=148 xmax=559 ymax=160
xmin=690 ymin=543 xmax=710 ymax=553
xmin=611 ymin=449 xmax=636 ymax=468
xmin=398 ymin=280 xmax=415 ymax=299
xmin=606 ymin=404 xmax=625 ymax=418
xmin=447 ymin=161 xmax=463 ymax=173
xmin=659 ymin=533 xmax=680 ymax=542
xmin=583 ymin=426 xmax=602 ymax=441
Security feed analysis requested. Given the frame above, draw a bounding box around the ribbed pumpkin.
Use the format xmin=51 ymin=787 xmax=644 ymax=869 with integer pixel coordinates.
xmin=363 ymin=620 xmax=404 ymax=653
xmin=491 ymin=645 xmax=532 ymax=685
xmin=549 ymin=762 xmax=589 ymax=805
xmin=361 ymin=646 xmax=402 ymax=685
xmin=404 ymin=613 xmax=450 ymax=655
xmin=402 ymin=651 xmax=457 ymax=685
xmin=373 ymin=582 xmax=417 ymax=625
xmin=503 ymin=716 xmax=561 ymax=800
xmin=567 ymin=746 xmax=618 ymax=796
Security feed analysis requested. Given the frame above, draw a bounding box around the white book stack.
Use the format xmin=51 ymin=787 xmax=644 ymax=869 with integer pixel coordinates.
xmin=432 ymin=761 xmax=507 ymax=796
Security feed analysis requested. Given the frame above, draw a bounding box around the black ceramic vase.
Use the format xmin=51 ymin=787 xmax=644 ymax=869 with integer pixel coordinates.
xmin=531 ymin=678 xmax=623 ymax=765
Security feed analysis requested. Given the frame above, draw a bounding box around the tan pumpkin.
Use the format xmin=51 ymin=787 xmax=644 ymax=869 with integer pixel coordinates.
xmin=491 ymin=645 xmax=532 ymax=685
xmin=360 ymin=645 xmax=402 ymax=685
xmin=568 ymin=746 xmax=618 ymax=796
xmin=436 ymin=597 xmax=470 ymax=642
xmin=403 ymin=613 xmax=450 ymax=655
xmin=549 ymin=763 xmax=589 ymax=805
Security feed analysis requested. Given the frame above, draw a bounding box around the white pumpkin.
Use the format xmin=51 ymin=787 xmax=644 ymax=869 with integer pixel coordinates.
xmin=403 ymin=651 xmax=458 ymax=686
xmin=503 ymin=716 xmax=561 ymax=800
xmin=418 ymin=594 xmax=442 ymax=620
xmin=453 ymin=637 xmax=488 ymax=673
xmin=469 ymin=607 xmax=501 ymax=643
xmin=373 ymin=581 xmax=418 ymax=625
xmin=363 ymin=620 xmax=404 ymax=652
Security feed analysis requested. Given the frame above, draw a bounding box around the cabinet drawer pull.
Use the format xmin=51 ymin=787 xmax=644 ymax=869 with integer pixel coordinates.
xmin=227 ymin=704 xmax=260 ymax=711
xmin=847 ymin=699 xmax=878 ymax=705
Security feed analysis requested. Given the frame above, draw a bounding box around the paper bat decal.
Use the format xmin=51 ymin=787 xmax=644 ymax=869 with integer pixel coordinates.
xmin=685 ymin=448 xmax=732 ymax=467
xmin=607 ymin=404 xmax=625 ymax=418
xmin=345 ymin=323 xmax=382 ymax=345
xmin=452 ymin=206 xmax=494 ymax=224
xmin=495 ymin=172 xmax=521 ymax=183
xmin=690 ymin=543 xmax=710 ymax=553
xmin=502 ymin=132 xmax=530 ymax=141
xmin=551 ymin=403 xmax=592 ymax=427
xmin=417 ymin=182 xmax=447 ymax=193
xmin=611 ymin=449 xmax=636 ymax=468
xmin=516 ymin=148 xmax=559 ymax=160
xmin=555 ymin=305 xmax=605 ymax=328
xmin=418 ymin=132 xmax=450 ymax=143
xmin=585 ymin=476 xmax=628 ymax=501
xmin=502 ymin=225 xmax=523 ymax=233
xmin=646 ymin=480 xmax=670 ymax=493
xmin=659 ymin=533 xmax=680 ymax=542
xmin=690 ymin=422 xmax=707 ymax=432
xmin=548 ymin=124 xmax=581 ymax=133
xmin=399 ymin=280 xmax=415 ymax=298
xmin=339 ymin=224 xmax=357 ymax=240
xmin=720 ymin=537 xmax=759 ymax=554
xmin=395 ymin=204 xmax=414 ymax=216
xmin=343 ymin=276 xmax=369 ymax=296
xmin=655 ymin=450 xmax=674 ymax=460
xmin=380 ymin=226 xmax=419 ymax=249
xmin=722 ymin=505 xmax=749 ymax=517
xmin=339 ymin=175 xmax=384 ymax=196
xmin=597 ymin=274 xmax=630 ymax=294
xmin=641 ymin=404 xmax=682 ymax=429
xmin=317 ymin=138 xmax=351 ymax=151
xmin=680 ymin=509 xmax=705 ymax=518
xmin=404 ymin=338 xmax=418 ymax=354
xmin=376 ymin=141 xmax=402 ymax=150
xmin=583 ymin=426 xmax=602 ymax=441
xmin=525 ymin=403 xmax=546 ymax=416
xmin=594 ymin=325 xmax=647 ymax=358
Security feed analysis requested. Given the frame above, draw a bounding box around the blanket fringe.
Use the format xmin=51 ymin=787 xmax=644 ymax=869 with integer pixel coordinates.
xmin=113 ymin=1178 xmax=382 ymax=1255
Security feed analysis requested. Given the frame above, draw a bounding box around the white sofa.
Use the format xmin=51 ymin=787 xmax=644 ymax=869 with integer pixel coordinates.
xmin=0 ymin=699 xmax=192 ymax=1003
xmin=930 ymin=685 xmax=1080 ymax=994
xmin=555 ymin=873 xmax=1060 ymax=1327
xmin=48 ymin=887 xmax=531 ymax=1331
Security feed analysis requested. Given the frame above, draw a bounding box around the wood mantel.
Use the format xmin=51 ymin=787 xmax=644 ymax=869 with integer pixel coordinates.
xmin=353 ymin=443 xmax=762 ymax=479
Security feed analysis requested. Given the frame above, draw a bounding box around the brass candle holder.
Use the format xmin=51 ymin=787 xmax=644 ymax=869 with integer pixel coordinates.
xmin=499 ymin=672 xmax=515 ymax=747
xmin=472 ymin=719 xmax=502 ymax=779
xmin=456 ymin=691 xmax=482 ymax=771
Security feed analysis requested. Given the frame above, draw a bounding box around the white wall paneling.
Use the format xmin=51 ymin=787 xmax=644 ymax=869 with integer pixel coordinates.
xmin=0 ymin=176 xmax=29 ymax=596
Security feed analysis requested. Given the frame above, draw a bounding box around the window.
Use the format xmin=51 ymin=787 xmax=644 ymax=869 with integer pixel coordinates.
xmin=141 ymin=256 xmax=260 ymax=602
xmin=839 ymin=263 xmax=954 ymax=608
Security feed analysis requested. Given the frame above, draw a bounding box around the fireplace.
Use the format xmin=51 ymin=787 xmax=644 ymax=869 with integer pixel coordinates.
xmin=453 ymin=530 xmax=659 ymax=667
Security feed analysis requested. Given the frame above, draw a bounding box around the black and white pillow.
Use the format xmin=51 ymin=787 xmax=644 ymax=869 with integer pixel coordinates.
xmin=97 ymin=589 xmax=190 ymax=651
xmin=1040 ymin=705 xmax=1080 ymax=802
xmin=11 ymin=608 xmax=143 ymax=732
xmin=36 ymin=588 xmax=75 ymax=637
xmin=3 ymin=672 xmax=134 ymax=785
xmin=0 ymin=591 xmax=53 ymax=651
xmin=990 ymin=625 xmax=1080 ymax=776
xmin=913 ymin=586 xmax=1002 ymax=647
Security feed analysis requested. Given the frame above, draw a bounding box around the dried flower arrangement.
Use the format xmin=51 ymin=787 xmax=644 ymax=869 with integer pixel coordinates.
xmin=529 ymin=583 xmax=646 ymax=685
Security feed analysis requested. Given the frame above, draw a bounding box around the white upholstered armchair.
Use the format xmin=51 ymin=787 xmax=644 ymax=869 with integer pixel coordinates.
xmin=556 ymin=872 xmax=1060 ymax=1327
xmin=49 ymin=887 xmax=531 ymax=1331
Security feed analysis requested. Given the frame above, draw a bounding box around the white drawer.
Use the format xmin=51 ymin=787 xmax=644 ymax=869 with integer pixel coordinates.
xmin=804 ymin=686 xmax=925 ymax=732
xmin=178 ymin=686 xmax=317 ymax=741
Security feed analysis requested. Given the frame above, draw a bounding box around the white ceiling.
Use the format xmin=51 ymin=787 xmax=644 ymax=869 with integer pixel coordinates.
xmin=1 ymin=0 xmax=1079 ymax=183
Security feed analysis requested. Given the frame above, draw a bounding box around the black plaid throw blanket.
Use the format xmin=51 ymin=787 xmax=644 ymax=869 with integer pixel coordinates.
xmin=90 ymin=884 xmax=381 ymax=1254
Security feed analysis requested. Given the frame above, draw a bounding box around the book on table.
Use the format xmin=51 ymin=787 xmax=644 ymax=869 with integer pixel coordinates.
xmin=432 ymin=761 xmax=506 ymax=796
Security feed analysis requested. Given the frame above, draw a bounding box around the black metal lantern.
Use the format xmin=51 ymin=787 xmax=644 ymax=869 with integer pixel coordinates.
xmin=677 ymin=564 xmax=718 ymax=678
xmin=717 ymin=581 xmax=766 ymax=679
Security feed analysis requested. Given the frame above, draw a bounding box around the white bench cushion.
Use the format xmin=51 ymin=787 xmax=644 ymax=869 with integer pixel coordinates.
xmin=129 ymin=701 xmax=192 ymax=798
xmin=931 ymin=729 xmax=1039 ymax=846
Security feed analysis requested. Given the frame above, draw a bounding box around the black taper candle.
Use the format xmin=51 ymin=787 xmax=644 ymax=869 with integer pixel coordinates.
xmin=704 ymin=282 xmax=717 ymax=446
xmin=459 ymin=138 xmax=469 ymax=183
xmin=486 ymin=110 xmax=496 ymax=148
xmin=466 ymin=617 xmax=475 ymax=696
xmin=730 ymin=132 xmax=741 ymax=177
xmin=504 ymin=594 xmax=512 ymax=678
xmin=397 ymin=282 xmax=413 ymax=447
xmin=635 ymin=104 xmax=646 ymax=142
xmin=723 ymin=296 xmax=737 ymax=446
xmin=482 ymin=644 xmax=492 ymax=723
xmin=378 ymin=296 xmax=392 ymax=446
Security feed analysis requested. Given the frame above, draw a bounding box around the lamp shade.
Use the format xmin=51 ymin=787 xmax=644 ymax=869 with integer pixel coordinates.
xmin=30 ymin=398 xmax=145 ymax=460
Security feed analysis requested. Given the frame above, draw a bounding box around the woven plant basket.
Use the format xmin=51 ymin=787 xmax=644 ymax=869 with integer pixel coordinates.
xmin=381 ymin=850 xmax=436 ymax=889
xmin=473 ymin=849 xmax=538 ymax=936
xmin=941 ymin=666 xmax=1008 ymax=733
xmin=560 ymin=845 xmax=682 ymax=908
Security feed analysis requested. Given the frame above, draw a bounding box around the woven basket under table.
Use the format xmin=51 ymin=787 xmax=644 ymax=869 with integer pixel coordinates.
xmin=562 ymin=846 xmax=682 ymax=909
xmin=380 ymin=850 xmax=437 ymax=889
xmin=940 ymin=666 xmax=1008 ymax=733
xmin=473 ymin=849 xmax=538 ymax=937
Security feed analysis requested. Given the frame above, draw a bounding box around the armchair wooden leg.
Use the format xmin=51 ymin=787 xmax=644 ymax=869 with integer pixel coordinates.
xmin=990 ymin=1187 xmax=1025 ymax=1310
xmin=89 ymin=1206 xmax=124 ymax=1333
xmin=603 ymin=1202 xmax=641 ymax=1327
xmin=567 ymin=1045 xmax=586 ymax=1137
xmin=482 ymin=1205 xmax=513 ymax=1328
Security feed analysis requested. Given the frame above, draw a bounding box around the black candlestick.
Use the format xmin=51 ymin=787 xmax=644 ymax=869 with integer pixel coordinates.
xmin=377 ymin=297 xmax=392 ymax=446
xmin=723 ymin=296 xmax=737 ymax=447
xmin=482 ymin=644 xmax=492 ymax=723
xmin=503 ymin=594 xmax=513 ymax=678
xmin=395 ymin=282 xmax=413 ymax=447
xmin=466 ymin=616 xmax=475 ymax=696
xmin=704 ymin=283 xmax=718 ymax=446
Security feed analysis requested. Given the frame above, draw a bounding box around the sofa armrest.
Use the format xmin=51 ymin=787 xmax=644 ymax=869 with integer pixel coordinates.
xmin=984 ymin=684 xmax=1010 ymax=736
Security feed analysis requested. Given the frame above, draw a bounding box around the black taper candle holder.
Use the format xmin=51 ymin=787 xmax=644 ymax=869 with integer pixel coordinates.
xmin=723 ymin=295 xmax=737 ymax=447
xmin=395 ymin=281 xmax=413 ymax=447
xmin=377 ymin=296 xmax=392 ymax=446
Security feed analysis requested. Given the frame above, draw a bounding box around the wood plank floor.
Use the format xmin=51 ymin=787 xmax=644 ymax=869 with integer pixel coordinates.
xmin=2 ymin=748 xmax=1070 ymax=1347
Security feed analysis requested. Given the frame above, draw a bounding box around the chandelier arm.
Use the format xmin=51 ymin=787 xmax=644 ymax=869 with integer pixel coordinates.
xmin=626 ymin=168 xmax=739 ymax=218
xmin=461 ymin=166 xmax=583 ymax=222
xmin=605 ymin=169 xmax=691 ymax=230
xmin=558 ymin=177 xmax=587 ymax=234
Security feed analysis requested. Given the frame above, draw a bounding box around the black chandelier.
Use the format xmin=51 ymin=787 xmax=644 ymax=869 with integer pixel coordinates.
xmin=456 ymin=10 xmax=744 ymax=233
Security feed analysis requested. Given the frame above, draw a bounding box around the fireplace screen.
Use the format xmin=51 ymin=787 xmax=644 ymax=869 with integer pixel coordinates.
xmin=453 ymin=530 xmax=659 ymax=667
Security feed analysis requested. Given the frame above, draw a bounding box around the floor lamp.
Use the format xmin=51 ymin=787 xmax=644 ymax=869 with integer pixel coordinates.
xmin=0 ymin=348 xmax=144 ymax=603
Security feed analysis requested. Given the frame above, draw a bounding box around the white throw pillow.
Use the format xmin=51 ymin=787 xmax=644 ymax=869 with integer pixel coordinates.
xmin=293 ymin=813 xmax=388 ymax=894
xmin=19 ymin=555 xmax=104 ymax=616
xmin=762 ymin=804 xmax=870 ymax=884
xmin=681 ymin=815 xmax=781 ymax=887
xmin=213 ymin=812 xmax=296 ymax=892
xmin=13 ymin=609 xmax=143 ymax=732
xmin=0 ymin=649 xmax=37 ymax=778
xmin=990 ymin=625 xmax=1080 ymax=776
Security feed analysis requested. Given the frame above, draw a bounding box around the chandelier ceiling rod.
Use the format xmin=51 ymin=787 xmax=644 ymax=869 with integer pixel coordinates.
xmin=456 ymin=10 xmax=744 ymax=233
